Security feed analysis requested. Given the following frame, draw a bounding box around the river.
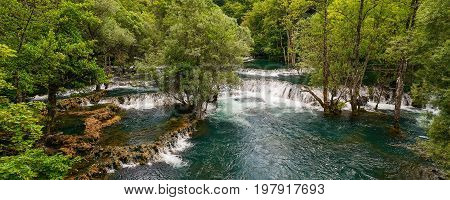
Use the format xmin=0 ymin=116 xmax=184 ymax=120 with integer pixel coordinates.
xmin=80 ymin=59 xmax=438 ymax=180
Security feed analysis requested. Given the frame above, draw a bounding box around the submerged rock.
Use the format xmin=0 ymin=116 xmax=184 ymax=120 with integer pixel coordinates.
xmin=57 ymin=90 xmax=107 ymax=111
xmin=74 ymin=117 xmax=197 ymax=179
xmin=46 ymin=104 xmax=122 ymax=157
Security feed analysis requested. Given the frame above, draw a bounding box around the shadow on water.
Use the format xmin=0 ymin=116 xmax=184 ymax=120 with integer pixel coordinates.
xmin=99 ymin=107 xmax=185 ymax=146
xmin=244 ymin=59 xmax=286 ymax=70
xmin=56 ymin=114 xmax=85 ymax=135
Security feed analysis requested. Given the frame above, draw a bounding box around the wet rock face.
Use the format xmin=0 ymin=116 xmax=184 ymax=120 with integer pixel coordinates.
xmin=57 ymin=90 xmax=107 ymax=111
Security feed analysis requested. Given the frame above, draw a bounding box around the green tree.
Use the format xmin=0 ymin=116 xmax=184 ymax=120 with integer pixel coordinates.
xmin=140 ymin=0 xmax=252 ymax=118
xmin=385 ymin=0 xmax=420 ymax=130
xmin=89 ymin=0 xmax=160 ymax=89
xmin=243 ymin=0 xmax=312 ymax=66
xmin=220 ymin=0 xmax=255 ymax=24
xmin=0 ymin=44 xmax=74 ymax=180
xmin=30 ymin=1 xmax=105 ymax=134
xmin=0 ymin=102 xmax=45 ymax=155
xmin=0 ymin=44 xmax=16 ymax=90
xmin=0 ymin=0 xmax=54 ymax=102
xmin=412 ymin=0 xmax=449 ymax=172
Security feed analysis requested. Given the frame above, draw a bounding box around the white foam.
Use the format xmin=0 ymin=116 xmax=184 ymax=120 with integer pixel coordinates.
xmin=156 ymin=134 xmax=193 ymax=168
xmin=237 ymin=68 xmax=304 ymax=77
xmin=232 ymin=79 xmax=436 ymax=114
xmin=99 ymin=93 xmax=173 ymax=110
xmin=224 ymin=79 xmax=323 ymax=111
xmin=29 ymin=80 xmax=155 ymax=101
xmin=106 ymin=167 xmax=116 ymax=174
xmin=120 ymin=162 xmax=138 ymax=168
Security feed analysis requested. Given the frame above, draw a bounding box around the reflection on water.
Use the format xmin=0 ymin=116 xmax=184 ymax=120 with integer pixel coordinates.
xmin=100 ymin=107 xmax=177 ymax=146
xmin=244 ymin=59 xmax=286 ymax=70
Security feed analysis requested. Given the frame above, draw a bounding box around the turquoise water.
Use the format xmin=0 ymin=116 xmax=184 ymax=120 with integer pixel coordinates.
xmin=111 ymin=97 xmax=432 ymax=180
xmin=97 ymin=60 xmax=435 ymax=180
xmin=100 ymin=108 xmax=177 ymax=146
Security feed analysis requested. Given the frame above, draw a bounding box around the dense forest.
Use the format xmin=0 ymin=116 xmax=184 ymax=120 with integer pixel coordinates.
xmin=0 ymin=0 xmax=448 ymax=179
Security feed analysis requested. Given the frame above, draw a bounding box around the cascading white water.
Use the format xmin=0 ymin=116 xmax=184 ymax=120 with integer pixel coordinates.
xmin=116 ymin=132 xmax=193 ymax=170
xmin=358 ymin=86 xmax=412 ymax=106
xmin=30 ymin=80 xmax=155 ymax=101
xmin=99 ymin=93 xmax=173 ymax=110
xmin=234 ymin=79 xmax=320 ymax=107
xmin=155 ymin=133 xmax=193 ymax=168
xmin=237 ymin=68 xmax=305 ymax=77
xmin=229 ymin=79 xmax=421 ymax=112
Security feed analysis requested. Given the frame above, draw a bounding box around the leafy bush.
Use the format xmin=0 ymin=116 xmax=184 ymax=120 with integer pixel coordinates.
xmin=0 ymin=102 xmax=45 ymax=154
xmin=0 ymin=96 xmax=75 ymax=180
xmin=0 ymin=149 xmax=76 ymax=180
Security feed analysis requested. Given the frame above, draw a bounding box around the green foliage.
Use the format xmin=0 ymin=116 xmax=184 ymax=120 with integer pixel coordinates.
xmin=0 ymin=100 xmax=75 ymax=179
xmin=140 ymin=0 xmax=251 ymax=117
xmin=336 ymin=101 xmax=346 ymax=110
xmin=0 ymin=44 xmax=16 ymax=60
xmin=91 ymin=0 xmax=160 ymax=71
xmin=419 ymin=113 xmax=450 ymax=175
xmin=0 ymin=44 xmax=15 ymax=90
xmin=428 ymin=113 xmax=450 ymax=145
xmin=1 ymin=38 xmax=75 ymax=178
xmin=412 ymin=0 xmax=449 ymax=112
xmin=243 ymin=0 xmax=312 ymax=61
xmin=409 ymin=0 xmax=450 ymax=173
xmin=0 ymin=149 xmax=76 ymax=180
xmin=38 ymin=1 xmax=104 ymax=89
xmin=220 ymin=0 xmax=254 ymax=23
xmin=0 ymin=102 xmax=45 ymax=154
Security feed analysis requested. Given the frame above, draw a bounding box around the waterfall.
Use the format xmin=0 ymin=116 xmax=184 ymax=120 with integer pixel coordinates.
xmin=238 ymin=68 xmax=303 ymax=77
xmin=30 ymin=75 xmax=429 ymax=113
xmin=229 ymin=79 xmax=422 ymax=112
xmin=155 ymin=133 xmax=193 ymax=168
xmin=99 ymin=93 xmax=173 ymax=110
xmin=359 ymin=86 xmax=412 ymax=106
xmin=236 ymin=79 xmax=320 ymax=105
xmin=110 ymin=122 xmax=195 ymax=170
xmin=30 ymin=80 xmax=155 ymax=101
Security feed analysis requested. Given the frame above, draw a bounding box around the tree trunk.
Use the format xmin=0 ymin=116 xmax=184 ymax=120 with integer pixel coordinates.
xmin=375 ymin=87 xmax=383 ymax=111
xmin=322 ymin=0 xmax=330 ymax=113
xmin=393 ymin=0 xmax=419 ymax=131
xmin=286 ymin=30 xmax=291 ymax=67
xmin=47 ymin=84 xmax=58 ymax=135
xmin=286 ymin=29 xmax=296 ymax=68
xmin=393 ymin=60 xmax=407 ymax=130
xmin=280 ymin=34 xmax=287 ymax=65
xmin=349 ymin=0 xmax=365 ymax=114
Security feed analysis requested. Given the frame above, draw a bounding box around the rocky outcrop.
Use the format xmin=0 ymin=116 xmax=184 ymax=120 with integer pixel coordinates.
xmin=72 ymin=117 xmax=197 ymax=180
xmin=57 ymin=90 xmax=107 ymax=111
xmin=45 ymin=104 xmax=122 ymax=157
